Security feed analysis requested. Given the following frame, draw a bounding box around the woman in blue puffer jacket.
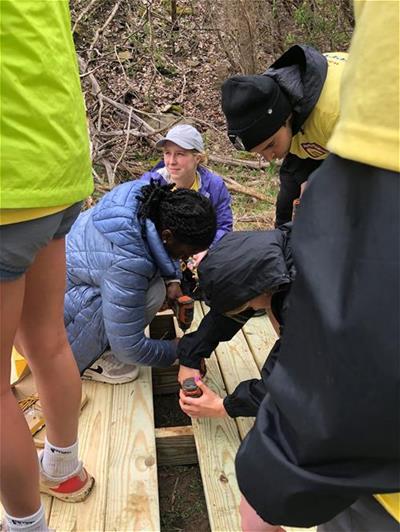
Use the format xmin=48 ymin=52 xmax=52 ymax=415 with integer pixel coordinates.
xmin=64 ymin=180 xmax=216 ymax=383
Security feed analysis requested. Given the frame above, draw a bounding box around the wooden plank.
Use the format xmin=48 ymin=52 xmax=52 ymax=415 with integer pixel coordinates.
xmin=105 ymin=367 xmax=160 ymax=532
xmin=149 ymin=310 xmax=176 ymax=340
xmin=190 ymin=303 xmax=243 ymax=532
xmin=151 ymin=311 xmax=181 ymax=394
xmin=225 ymin=317 xmax=316 ymax=532
xmin=155 ymin=426 xmax=197 ymax=465
xmin=48 ymin=381 xmax=113 ymax=531
xmin=242 ymin=313 xmax=278 ymax=371
xmin=152 ymin=363 xmax=179 ymax=395
xmin=200 ymin=303 xmax=260 ymax=440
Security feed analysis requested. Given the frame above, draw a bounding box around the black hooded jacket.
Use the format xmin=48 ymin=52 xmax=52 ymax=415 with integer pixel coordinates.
xmin=265 ymin=44 xmax=328 ymax=136
xmin=177 ymin=227 xmax=295 ymax=416
xmin=235 ymin=156 xmax=400 ymax=527
xmin=264 ymin=45 xmax=329 ymax=226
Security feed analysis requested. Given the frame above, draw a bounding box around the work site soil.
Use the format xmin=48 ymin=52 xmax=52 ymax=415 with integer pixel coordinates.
xmin=70 ymin=1 xmax=352 ymax=528
xmin=154 ymin=393 xmax=210 ymax=531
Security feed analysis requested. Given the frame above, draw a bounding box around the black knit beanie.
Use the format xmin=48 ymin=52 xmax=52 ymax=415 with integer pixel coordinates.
xmin=221 ymin=75 xmax=292 ymax=151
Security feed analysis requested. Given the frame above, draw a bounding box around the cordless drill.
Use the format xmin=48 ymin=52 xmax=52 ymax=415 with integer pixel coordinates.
xmin=173 ymin=295 xmax=194 ymax=332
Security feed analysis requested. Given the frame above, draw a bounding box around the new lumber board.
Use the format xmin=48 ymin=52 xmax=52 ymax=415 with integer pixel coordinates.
xmin=200 ymin=302 xmax=259 ymax=440
xmin=191 ymin=302 xmax=243 ymax=532
xmin=155 ymin=425 xmax=197 ymax=466
xmin=105 ymin=367 xmax=160 ymax=531
xmin=242 ymin=313 xmax=278 ymax=372
xmin=48 ymin=381 xmax=113 ymax=531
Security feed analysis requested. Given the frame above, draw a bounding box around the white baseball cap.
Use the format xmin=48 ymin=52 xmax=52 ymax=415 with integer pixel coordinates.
xmin=155 ymin=124 xmax=204 ymax=152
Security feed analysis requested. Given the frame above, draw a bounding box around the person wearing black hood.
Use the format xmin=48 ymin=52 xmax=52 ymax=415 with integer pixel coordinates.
xmin=221 ymin=46 xmax=348 ymax=227
xmin=233 ymin=1 xmax=400 ymax=531
xmin=177 ymin=226 xmax=295 ymax=418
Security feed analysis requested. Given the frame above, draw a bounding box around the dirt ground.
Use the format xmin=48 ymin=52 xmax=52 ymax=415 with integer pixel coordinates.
xmin=158 ymin=465 xmax=211 ymax=532
xmin=154 ymin=393 xmax=210 ymax=531
xmin=154 ymin=392 xmax=190 ymax=428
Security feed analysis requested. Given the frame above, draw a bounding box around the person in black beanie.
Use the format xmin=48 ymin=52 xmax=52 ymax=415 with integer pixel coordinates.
xmin=221 ymin=46 xmax=347 ymax=227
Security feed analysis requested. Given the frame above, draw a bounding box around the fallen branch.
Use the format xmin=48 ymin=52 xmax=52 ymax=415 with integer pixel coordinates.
xmin=101 ymin=96 xmax=160 ymax=143
xmin=237 ymin=215 xmax=273 ymax=222
xmin=85 ymin=0 xmax=123 ymax=71
xmin=72 ymin=0 xmax=99 ymax=33
xmin=112 ymin=108 xmax=133 ymax=183
xmin=208 ymin=154 xmax=271 ymax=170
xmin=101 ymin=158 xmax=114 ymax=187
xmin=224 ymin=179 xmax=271 ymax=202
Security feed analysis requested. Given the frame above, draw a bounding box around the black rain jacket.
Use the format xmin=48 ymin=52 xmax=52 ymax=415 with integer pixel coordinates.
xmin=235 ymin=155 xmax=400 ymax=527
xmin=177 ymin=228 xmax=295 ymax=410
xmin=265 ymin=45 xmax=328 ymax=225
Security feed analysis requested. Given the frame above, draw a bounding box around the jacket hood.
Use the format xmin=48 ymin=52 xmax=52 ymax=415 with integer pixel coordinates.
xmin=265 ymin=45 xmax=328 ymax=135
xmin=198 ymin=226 xmax=295 ymax=314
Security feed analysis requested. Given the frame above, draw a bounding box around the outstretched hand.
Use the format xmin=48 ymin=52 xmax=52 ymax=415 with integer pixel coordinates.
xmin=179 ymin=379 xmax=227 ymax=418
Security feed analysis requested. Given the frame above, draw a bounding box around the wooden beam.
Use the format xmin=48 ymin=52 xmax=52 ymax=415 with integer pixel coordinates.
xmin=152 ymin=364 xmax=179 ymax=395
xmin=155 ymin=426 xmax=198 ymax=465
xmin=150 ymin=311 xmax=181 ymax=394
xmin=49 ymin=381 xmax=114 ymax=531
xmin=149 ymin=311 xmax=177 ymax=340
xmin=200 ymin=302 xmax=259 ymax=440
xmin=242 ymin=313 xmax=278 ymax=371
xmin=105 ymin=368 xmax=160 ymax=531
xmin=190 ymin=303 xmax=243 ymax=532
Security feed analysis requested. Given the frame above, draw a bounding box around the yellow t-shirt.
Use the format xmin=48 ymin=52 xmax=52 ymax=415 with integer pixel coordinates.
xmin=0 ymin=205 xmax=70 ymax=226
xmin=375 ymin=493 xmax=400 ymax=522
xmin=159 ymin=167 xmax=201 ymax=192
xmin=328 ymin=0 xmax=400 ymax=172
xmin=190 ymin=172 xmax=200 ymax=192
xmin=290 ymin=53 xmax=348 ymax=160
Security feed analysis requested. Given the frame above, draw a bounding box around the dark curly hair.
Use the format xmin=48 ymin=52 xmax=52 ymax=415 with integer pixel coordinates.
xmin=137 ymin=180 xmax=216 ymax=249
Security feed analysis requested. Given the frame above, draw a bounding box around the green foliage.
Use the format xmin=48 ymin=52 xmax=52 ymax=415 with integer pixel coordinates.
xmin=284 ymin=0 xmax=353 ymax=51
xmin=210 ymin=162 xmax=279 ymax=230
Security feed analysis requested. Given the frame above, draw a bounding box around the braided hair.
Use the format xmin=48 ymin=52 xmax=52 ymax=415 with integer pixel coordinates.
xmin=138 ymin=180 xmax=217 ymax=249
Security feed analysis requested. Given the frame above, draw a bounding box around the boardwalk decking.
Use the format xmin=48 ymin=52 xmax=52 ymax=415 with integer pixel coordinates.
xmin=11 ymin=303 xmax=315 ymax=531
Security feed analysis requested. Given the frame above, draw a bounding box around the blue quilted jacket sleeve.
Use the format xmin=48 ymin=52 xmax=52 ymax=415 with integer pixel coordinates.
xmin=101 ymin=254 xmax=176 ymax=367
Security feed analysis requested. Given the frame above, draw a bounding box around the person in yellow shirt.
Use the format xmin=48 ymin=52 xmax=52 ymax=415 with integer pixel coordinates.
xmin=1 ymin=2 xmax=94 ymax=531
xmin=221 ymin=46 xmax=347 ymax=227
xmin=233 ymin=1 xmax=400 ymax=531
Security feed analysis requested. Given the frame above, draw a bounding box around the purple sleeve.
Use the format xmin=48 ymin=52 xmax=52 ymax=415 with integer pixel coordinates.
xmin=212 ymin=179 xmax=233 ymax=245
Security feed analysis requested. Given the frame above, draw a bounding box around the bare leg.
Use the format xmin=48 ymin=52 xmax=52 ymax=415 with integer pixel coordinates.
xmin=0 ymin=275 xmax=41 ymax=516
xmin=15 ymin=237 xmax=81 ymax=447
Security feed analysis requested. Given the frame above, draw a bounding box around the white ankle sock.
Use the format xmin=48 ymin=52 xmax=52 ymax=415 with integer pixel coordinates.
xmin=5 ymin=504 xmax=48 ymax=532
xmin=41 ymin=438 xmax=79 ymax=479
